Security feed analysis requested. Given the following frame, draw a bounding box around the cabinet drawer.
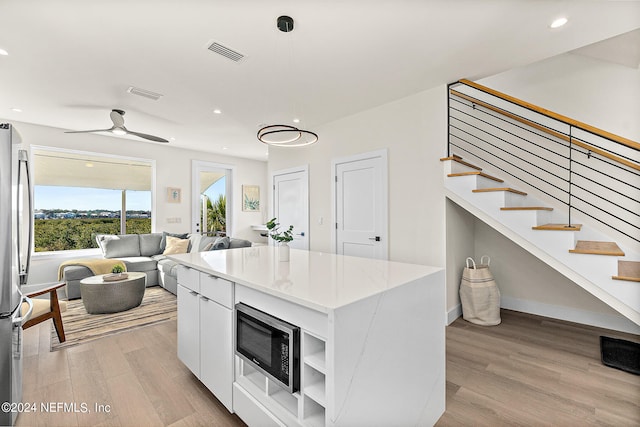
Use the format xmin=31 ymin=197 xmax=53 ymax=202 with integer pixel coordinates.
xmin=200 ymin=273 xmax=233 ymax=308
xmin=177 ymin=265 xmax=200 ymax=293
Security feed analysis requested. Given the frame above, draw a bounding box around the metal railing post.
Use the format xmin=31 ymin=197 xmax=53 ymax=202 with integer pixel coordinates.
xmin=447 ymin=83 xmax=453 ymax=157
xmin=567 ymin=125 xmax=573 ymax=227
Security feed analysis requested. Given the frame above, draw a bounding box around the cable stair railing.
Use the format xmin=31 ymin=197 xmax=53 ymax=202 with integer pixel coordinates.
xmin=442 ymin=79 xmax=640 ymax=325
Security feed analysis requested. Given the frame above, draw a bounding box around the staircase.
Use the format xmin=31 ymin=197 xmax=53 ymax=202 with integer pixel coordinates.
xmin=442 ymin=154 xmax=640 ymax=326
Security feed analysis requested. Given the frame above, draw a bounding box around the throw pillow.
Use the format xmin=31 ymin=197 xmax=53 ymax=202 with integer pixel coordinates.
xmin=210 ymin=236 xmax=230 ymax=250
xmin=160 ymin=231 xmax=188 ymax=252
xmin=202 ymin=242 xmax=214 ymax=251
xmin=163 ymin=236 xmax=190 ymax=255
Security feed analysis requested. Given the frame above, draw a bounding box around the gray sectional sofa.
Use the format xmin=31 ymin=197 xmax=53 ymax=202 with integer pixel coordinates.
xmin=62 ymin=232 xmax=252 ymax=299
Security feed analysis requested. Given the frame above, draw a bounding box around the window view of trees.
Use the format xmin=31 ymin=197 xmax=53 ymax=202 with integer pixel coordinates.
xmin=206 ymin=194 xmax=226 ymax=236
xmin=34 ymin=215 xmax=151 ymax=252
xmin=32 ymin=148 xmax=153 ymax=253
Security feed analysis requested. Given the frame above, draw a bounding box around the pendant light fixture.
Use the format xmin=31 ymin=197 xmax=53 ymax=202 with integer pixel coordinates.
xmin=257 ymin=16 xmax=318 ymax=147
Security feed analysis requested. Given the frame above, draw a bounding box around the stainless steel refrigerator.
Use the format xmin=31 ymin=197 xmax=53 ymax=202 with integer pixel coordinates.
xmin=0 ymin=123 xmax=33 ymax=427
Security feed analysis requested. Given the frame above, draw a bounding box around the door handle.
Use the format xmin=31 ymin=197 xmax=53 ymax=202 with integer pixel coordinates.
xmin=368 ymin=236 xmax=381 ymax=242
xmin=17 ymin=150 xmax=33 ymax=285
xmin=13 ymin=296 xmax=33 ymax=326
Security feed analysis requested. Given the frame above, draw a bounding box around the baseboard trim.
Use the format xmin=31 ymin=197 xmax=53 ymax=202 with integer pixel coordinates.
xmin=448 ymin=299 xmax=639 ymax=334
xmin=447 ymin=304 xmax=462 ymax=325
xmin=500 ymin=296 xmax=640 ymax=335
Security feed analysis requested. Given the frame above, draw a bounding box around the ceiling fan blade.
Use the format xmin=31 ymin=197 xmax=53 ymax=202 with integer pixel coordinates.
xmin=126 ymin=130 xmax=169 ymax=143
xmin=64 ymin=128 xmax=113 ymax=134
xmin=110 ymin=109 xmax=125 ymax=127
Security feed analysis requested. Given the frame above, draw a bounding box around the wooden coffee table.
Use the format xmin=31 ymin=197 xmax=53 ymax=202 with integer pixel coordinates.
xmin=79 ymin=272 xmax=146 ymax=314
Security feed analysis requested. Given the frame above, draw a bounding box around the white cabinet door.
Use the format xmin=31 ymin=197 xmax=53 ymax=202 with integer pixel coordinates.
xmin=200 ymin=296 xmax=233 ymax=411
xmin=177 ymin=284 xmax=200 ymax=377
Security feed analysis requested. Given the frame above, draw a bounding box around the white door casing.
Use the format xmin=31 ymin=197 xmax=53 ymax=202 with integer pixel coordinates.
xmin=333 ymin=150 xmax=388 ymax=260
xmin=192 ymin=160 xmax=234 ymax=236
xmin=271 ymin=166 xmax=309 ymax=250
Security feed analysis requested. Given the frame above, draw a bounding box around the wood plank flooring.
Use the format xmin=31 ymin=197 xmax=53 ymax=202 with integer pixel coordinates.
xmin=437 ymin=310 xmax=640 ymax=426
xmin=18 ymin=310 xmax=639 ymax=426
xmin=18 ymin=320 xmax=245 ymax=427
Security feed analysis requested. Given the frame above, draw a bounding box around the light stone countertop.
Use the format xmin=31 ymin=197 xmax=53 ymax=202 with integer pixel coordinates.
xmin=168 ymin=246 xmax=443 ymax=313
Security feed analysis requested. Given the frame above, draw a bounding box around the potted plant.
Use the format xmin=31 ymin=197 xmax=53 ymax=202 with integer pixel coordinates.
xmin=266 ymin=218 xmax=294 ymax=261
xmin=107 ymin=264 xmax=127 ymax=280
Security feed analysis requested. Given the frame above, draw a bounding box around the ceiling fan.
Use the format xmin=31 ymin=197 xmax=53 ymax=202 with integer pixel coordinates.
xmin=64 ymin=109 xmax=169 ymax=143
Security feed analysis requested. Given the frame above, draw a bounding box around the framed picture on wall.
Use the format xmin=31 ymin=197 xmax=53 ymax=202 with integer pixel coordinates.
xmin=167 ymin=187 xmax=181 ymax=203
xmin=242 ymin=185 xmax=260 ymax=211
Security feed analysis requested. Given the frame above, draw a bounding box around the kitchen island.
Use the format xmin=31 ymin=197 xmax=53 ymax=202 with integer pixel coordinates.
xmin=169 ymin=246 xmax=445 ymax=426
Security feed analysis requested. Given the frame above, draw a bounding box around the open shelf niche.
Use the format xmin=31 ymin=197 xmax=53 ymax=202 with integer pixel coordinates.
xmin=301 ymin=331 xmax=326 ymax=426
xmin=235 ymin=330 xmax=328 ymax=426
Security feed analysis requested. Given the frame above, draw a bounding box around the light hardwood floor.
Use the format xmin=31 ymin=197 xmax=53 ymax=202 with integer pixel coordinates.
xmin=437 ymin=310 xmax=640 ymax=426
xmin=17 ymin=310 xmax=639 ymax=426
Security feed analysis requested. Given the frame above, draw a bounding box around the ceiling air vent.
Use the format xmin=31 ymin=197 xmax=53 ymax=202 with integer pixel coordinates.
xmin=207 ymin=41 xmax=245 ymax=62
xmin=127 ymin=86 xmax=163 ymax=101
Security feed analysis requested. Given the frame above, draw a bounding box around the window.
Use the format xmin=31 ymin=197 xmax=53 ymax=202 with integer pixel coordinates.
xmin=32 ymin=147 xmax=154 ymax=252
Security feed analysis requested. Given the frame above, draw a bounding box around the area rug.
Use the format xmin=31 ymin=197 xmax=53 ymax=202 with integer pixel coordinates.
xmin=51 ymin=286 xmax=176 ymax=352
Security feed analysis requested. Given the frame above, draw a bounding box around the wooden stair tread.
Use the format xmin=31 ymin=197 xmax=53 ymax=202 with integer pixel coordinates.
xmin=532 ymin=223 xmax=582 ymax=231
xmin=439 ymin=156 xmax=482 ymax=171
xmin=612 ymin=276 xmax=640 ymax=282
xmin=472 ymin=187 xmax=527 ymax=196
xmin=500 ymin=206 xmax=553 ymax=211
xmin=569 ymin=241 xmax=625 ymax=256
xmin=614 ymin=261 xmax=640 ymax=281
xmin=447 ymin=171 xmax=504 ymax=182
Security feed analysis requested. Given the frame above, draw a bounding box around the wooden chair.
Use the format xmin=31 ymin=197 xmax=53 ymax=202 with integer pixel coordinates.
xmin=21 ymin=283 xmax=67 ymax=343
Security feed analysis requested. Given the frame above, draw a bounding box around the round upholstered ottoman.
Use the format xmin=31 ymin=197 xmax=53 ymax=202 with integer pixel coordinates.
xmin=79 ymin=272 xmax=146 ymax=314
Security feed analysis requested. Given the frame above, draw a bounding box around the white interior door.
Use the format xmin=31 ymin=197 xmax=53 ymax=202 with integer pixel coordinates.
xmin=334 ymin=151 xmax=387 ymax=259
xmin=272 ymin=166 xmax=309 ymax=250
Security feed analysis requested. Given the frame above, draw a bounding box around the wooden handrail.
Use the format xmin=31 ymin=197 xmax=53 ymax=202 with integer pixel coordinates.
xmin=450 ymin=89 xmax=640 ymax=172
xmin=458 ymin=79 xmax=640 ymax=152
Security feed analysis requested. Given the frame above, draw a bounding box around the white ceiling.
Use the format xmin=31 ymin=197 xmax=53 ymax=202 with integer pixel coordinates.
xmin=1 ymin=1 xmax=639 ymax=161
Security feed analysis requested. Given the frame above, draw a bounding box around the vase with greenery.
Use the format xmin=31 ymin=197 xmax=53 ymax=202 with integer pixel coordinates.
xmin=111 ymin=264 xmax=124 ymax=274
xmin=266 ymin=218 xmax=294 ymax=261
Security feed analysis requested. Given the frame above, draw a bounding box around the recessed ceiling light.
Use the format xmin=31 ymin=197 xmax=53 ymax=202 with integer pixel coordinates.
xmin=293 ymin=118 xmax=300 ymax=123
xmin=213 ymin=109 xmax=222 ymax=114
xmin=0 ymin=48 xmax=8 ymax=56
xmin=550 ymin=17 xmax=568 ymax=28
xmin=11 ymin=108 xmax=22 ymax=112
xmin=222 ymin=146 xmax=228 ymax=150
xmin=170 ymin=137 xmax=176 ymax=141
xmin=85 ymin=162 xmax=94 ymax=168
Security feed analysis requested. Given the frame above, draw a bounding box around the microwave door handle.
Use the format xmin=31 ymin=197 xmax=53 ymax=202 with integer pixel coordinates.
xmin=17 ymin=150 xmax=33 ymax=285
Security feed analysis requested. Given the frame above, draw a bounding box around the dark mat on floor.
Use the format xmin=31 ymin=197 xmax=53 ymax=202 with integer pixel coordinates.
xmin=600 ymin=336 xmax=640 ymax=375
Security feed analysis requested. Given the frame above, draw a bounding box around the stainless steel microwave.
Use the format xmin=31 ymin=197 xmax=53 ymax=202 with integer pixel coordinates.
xmin=235 ymin=303 xmax=300 ymax=393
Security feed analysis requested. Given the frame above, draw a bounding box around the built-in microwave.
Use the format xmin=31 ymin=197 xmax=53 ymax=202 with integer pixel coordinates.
xmin=235 ymin=303 xmax=300 ymax=393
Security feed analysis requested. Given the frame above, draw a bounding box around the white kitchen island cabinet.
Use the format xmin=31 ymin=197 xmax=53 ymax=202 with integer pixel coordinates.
xmin=177 ymin=266 xmax=234 ymax=412
xmin=170 ymin=246 xmax=445 ymax=427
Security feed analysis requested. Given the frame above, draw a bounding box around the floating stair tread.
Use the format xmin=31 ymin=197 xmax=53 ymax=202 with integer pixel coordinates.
xmin=569 ymin=241 xmax=625 ymax=256
xmin=532 ymin=223 xmax=582 ymax=231
xmin=447 ymin=171 xmax=504 ymax=182
xmin=500 ymin=206 xmax=553 ymax=211
xmin=472 ymin=187 xmax=527 ymax=196
xmin=613 ymin=261 xmax=640 ymax=282
xmin=439 ymin=156 xmax=482 ymax=171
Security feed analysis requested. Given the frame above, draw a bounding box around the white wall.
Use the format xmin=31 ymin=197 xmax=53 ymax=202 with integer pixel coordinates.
xmin=268 ymin=85 xmax=448 ymax=267
xmin=269 ymin=52 xmax=639 ymax=331
xmin=7 ymin=120 xmax=267 ymax=286
xmin=479 ymin=52 xmax=640 ymax=142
